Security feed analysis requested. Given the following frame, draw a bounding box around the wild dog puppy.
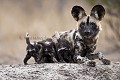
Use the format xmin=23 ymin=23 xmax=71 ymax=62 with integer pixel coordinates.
xmin=37 ymin=38 xmax=58 ymax=63
xmin=24 ymin=33 xmax=42 ymax=65
xmin=52 ymin=5 xmax=110 ymax=66
xmin=56 ymin=39 xmax=74 ymax=63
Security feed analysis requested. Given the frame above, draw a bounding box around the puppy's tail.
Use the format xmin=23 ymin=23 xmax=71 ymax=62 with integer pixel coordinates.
xmin=25 ymin=33 xmax=31 ymax=45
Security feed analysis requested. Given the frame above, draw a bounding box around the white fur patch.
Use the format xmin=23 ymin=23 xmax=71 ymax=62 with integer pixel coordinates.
xmin=77 ymin=55 xmax=82 ymax=60
xmin=79 ymin=12 xmax=83 ymax=19
xmin=26 ymin=32 xmax=29 ymax=38
xmin=58 ymin=47 xmax=66 ymax=52
xmin=97 ymin=52 xmax=104 ymax=59
xmin=30 ymin=42 xmax=34 ymax=45
xmin=27 ymin=48 xmax=35 ymax=52
xmin=95 ymin=11 xmax=99 ymax=19
xmin=55 ymin=32 xmax=60 ymax=39
xmin=45 ymin=41 xmax=51 ymax=45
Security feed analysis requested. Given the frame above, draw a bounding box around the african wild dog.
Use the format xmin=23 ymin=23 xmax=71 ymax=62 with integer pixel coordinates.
xmin=56 ymin=38 xmax=74 ymax=63
xmin=52 ymin=5 xmax=110 ymax=66
xmin=24 ymin=33 xmax=42 ymax=65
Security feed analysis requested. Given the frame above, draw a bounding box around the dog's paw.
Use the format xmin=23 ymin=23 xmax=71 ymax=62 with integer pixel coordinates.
xmin=34 ymin=62 xmax=37 ymax=64
xmin=59 ymin=60 xmax=66 ymax=63
xmin=76 ymin=55 xmax=84 ymax=63
xmin=101 ymin=59 xmax=111 ymax=65
xmin=24 ymin=63 xmax=29 ymax=65
xmin=87 ymin=61 xmax=96 ymax=67
xmin=77 ymin=59 xmax=84 ymax=64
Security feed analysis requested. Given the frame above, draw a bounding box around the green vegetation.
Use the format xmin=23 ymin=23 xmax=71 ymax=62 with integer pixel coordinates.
xmin=88 ymin=0 xmax=120 ymax=9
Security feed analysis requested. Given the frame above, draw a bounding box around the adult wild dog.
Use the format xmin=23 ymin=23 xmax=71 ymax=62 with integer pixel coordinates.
xmin=52 ymin=5 xmax=110 ymax=66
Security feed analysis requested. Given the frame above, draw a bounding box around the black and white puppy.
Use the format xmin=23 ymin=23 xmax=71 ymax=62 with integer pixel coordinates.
xmin=56 ymin=39 xmax=74 ymax=63
xmin=37 ymin=38 xmax=58 ymax=63
xmin=52 ymin=5 xmax=110 ymax=66
xmin=24 ymin=33 xmax=42 ymax=65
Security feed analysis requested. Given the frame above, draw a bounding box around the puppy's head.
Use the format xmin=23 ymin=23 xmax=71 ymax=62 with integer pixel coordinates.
xmin=71 ymin=5 xmax=105 ymax=39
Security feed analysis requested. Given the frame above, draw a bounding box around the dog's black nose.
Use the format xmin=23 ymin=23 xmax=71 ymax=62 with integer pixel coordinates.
xmin=85 ymin=32 xmax=90 ymax=35
xmin=84 ymin=30 xmax=91 ymax=35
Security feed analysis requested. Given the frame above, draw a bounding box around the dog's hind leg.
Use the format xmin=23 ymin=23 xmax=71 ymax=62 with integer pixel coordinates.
xmin=33 ymin=56 xmax=38 ymax=64
xmin=23 ymin=52 xmax=31 ymax=65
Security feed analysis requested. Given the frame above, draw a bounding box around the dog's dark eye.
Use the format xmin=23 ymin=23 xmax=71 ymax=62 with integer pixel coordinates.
xmin=90 ymin=23 xmax=97 ymax=28
xmin=90 ymin=23 xmax=95 ymax=26
xmin=80 ymin=23 xmax=85 ymax=28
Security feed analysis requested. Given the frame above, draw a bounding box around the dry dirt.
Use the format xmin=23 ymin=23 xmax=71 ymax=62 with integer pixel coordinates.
xmin=0 ymin=62 xmax=120 ymax=80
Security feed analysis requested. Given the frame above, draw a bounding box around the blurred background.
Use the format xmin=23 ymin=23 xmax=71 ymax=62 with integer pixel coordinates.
xmin=0 ymin=0 xmax=120 ymax=64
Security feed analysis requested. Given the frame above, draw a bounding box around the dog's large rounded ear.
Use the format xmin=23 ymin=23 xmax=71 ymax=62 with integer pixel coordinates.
xmin=71 ymin=6 xmax=86 ymax=21
xmin=90 ymin=5 xmax=105 ymax=21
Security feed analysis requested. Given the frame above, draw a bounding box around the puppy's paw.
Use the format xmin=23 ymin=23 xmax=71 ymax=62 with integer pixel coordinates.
xmin=87 ymin=61 xmax=96 ymax=67
xmin=101 ymin=59 xmax=111 ymax=65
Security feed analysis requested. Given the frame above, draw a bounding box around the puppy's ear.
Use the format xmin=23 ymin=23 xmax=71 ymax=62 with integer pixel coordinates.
xmin=90 ymin=5 xmax=105 ymax=21
xmin=71 ymin=6 xmax=86 ymax=21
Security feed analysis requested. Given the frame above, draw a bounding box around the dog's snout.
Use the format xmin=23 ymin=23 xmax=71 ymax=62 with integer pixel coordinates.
xmin=85 ymin=32 xmax=90 ymax=35
xmin=84 ymin=29 xmax=91 ymax=35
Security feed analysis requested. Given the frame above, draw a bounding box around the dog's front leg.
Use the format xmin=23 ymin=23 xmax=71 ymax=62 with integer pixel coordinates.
xmin=86 ymin=52 xmax=110 ymax=65
xmin=84 ymin=60 xmax=96 ymax=67
xmin=96 ymin=52 xmax=111 ymax=65
xmin=75 ymin=56 xmax=96 ymax=67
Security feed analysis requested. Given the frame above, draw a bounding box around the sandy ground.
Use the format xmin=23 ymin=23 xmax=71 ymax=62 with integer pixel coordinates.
xmin=0 ymin=62 xmax=120 ymax=80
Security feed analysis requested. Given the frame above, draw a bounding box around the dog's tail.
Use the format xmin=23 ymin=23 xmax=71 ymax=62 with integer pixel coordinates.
xmin=25 ymin=33 xmax=31 ymax=45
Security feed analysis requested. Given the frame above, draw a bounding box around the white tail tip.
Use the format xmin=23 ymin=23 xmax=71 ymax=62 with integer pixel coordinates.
xmin=26 ymin=32 xmax=29 ymax=38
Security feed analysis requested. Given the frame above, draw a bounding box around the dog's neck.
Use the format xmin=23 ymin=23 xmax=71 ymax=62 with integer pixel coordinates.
xmin=74 ymin=30 xmax=98 ymax=49
xmin=83 ymin=37 xmax=98 ymax=47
